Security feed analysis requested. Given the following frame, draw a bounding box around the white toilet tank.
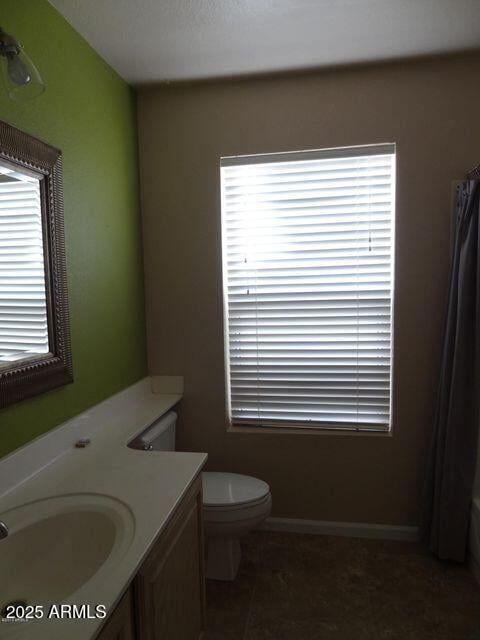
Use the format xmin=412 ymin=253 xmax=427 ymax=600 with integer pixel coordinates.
xmin=137 ymin=411 xmax=177 ymax=451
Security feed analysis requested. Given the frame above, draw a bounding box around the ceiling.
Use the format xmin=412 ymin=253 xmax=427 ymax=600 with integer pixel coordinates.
xmin=49 ymin=0 xmax=480 ymax=84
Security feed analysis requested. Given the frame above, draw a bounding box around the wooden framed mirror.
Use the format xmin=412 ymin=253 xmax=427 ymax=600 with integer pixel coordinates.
xmin=0 ymin=120 xmax=72 ymax=408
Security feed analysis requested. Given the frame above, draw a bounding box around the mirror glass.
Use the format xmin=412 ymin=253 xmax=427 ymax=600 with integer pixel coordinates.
xmin=0 ymin=160 xmax=50 ymax=367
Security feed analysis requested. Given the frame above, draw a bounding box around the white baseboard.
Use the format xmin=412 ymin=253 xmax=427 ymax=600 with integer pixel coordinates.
xmin=260 ymin=517 xmax=419 ymax=542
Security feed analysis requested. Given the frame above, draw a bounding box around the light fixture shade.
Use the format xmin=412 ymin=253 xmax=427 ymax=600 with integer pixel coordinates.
xmin=0 ymin=48 xmax=45 ymax=101
xmin=0 ymin=28 xmax=45 ymax=102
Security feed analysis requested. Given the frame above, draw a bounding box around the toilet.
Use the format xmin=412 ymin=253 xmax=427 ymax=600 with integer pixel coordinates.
xmin=202 ymin=471 xmax=272 ymax=580
xmin=136 ymin=412 xmax=272 ymax=581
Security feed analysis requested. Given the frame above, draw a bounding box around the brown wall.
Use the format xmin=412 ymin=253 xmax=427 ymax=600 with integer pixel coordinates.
xmin=137 ymin=53 xmax=480 ymax=526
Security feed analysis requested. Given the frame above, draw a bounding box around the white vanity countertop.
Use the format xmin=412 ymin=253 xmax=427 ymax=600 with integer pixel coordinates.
xmin=0 ymin=378 xmax=207 ymax=640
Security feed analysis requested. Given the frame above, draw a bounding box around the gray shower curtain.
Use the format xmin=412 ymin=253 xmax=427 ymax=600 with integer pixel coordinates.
xmin=423 ymin=179 xmax=480 ymax=562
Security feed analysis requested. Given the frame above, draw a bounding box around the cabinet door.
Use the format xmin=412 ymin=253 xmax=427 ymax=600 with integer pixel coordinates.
xmin=96 ymin=588 xmax=134 ymax=640
xmin=135 ymin=476 xmax=206 ymax=640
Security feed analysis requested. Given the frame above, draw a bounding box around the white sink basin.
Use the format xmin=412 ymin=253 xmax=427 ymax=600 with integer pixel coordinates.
xmin=0 ymin=494 xmax=135 ymax=610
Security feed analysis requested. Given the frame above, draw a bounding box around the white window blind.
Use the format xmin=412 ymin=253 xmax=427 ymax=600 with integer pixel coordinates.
xmin=0 ymin=166 xmax=49 ymax=364
xmin=221 ymin=144 xmax=395 ymax=431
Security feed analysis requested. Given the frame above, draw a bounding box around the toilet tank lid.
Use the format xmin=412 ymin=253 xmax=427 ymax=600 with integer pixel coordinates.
xmin=139 ymin=411 xmax=177 ymax=447
xmin=202 ymin=472 xmax=270 ymax=507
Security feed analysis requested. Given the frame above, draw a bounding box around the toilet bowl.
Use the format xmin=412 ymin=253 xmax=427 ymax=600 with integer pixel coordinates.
xmin=134 ymin=412 xmax=272 ymax=581
xmin=202 ymin=472 xmax=272 ymax=580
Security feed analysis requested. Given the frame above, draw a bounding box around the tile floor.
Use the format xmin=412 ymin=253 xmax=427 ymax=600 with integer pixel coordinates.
xmin=205 ymin=532 xmax=480 ymax=640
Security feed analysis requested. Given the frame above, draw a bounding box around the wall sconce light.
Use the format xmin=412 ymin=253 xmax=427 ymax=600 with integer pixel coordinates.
xmin=0 ymin=27 xmax=45 ymax=101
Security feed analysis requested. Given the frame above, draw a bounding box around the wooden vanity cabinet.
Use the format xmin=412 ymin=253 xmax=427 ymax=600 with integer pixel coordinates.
xmin=134 ymin=475 xmax=206 ymax=640
xmin=96 ymin=475 xmax=205 ymax=640
xmin=96 ymin=588 xmax=135 ymax=640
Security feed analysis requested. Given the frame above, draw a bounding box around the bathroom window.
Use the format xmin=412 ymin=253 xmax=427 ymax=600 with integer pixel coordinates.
xmin=220 ymin=144 xmax=395 ymax=431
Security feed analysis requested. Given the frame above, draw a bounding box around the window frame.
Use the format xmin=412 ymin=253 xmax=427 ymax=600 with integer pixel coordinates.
xmin=220 ymin=143 xmax=396 ymax=433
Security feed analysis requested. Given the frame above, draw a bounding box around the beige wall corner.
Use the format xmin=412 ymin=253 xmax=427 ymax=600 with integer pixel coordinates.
xmin=151 ymin=376 xmax=185 ymax=394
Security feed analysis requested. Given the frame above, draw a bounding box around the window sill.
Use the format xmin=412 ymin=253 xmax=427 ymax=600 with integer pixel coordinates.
xmin=227 ymin=424 xmax=393 ymax=437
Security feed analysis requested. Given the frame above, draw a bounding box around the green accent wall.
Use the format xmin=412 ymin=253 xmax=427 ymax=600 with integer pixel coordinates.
xmin=0 ymin=1 xmax=147 ymax=457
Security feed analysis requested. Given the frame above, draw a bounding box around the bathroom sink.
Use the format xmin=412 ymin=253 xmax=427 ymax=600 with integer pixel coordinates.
xmin=0 ymin=493 xmax=135 ymax=610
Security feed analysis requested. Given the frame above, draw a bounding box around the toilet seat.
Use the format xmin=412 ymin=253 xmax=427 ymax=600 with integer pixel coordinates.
xmin=202 ymin=472 xmax=270 ymax=508
xmin=204 ymin=492 xmax=271 ymax=513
